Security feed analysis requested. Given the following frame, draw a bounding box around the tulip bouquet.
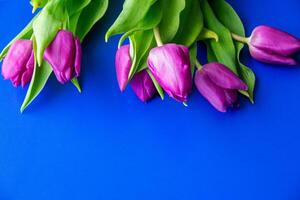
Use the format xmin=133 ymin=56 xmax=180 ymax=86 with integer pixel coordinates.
xmin=108 ymin=0 xmax=300 ymax=112
xmin=0 ymin=0 xmax=108 ymax=112
xmin=1 ymin=0 xmax=300 ymax=113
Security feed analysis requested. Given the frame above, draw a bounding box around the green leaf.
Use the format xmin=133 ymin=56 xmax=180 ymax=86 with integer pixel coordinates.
xmin=206 ymin=42 xmax=217 ymax=61
xmin=105 ymin=0 xmax=158 ymax=41
xmin=116 ymin=2 xmax=163 ymax=82
xmin=235 ymin=48 xmax=255 ymax=103
xmin=158 ymin=0 xmax=185 ymax=42
xmin=210 ymin=0 xmax=255 ymax=102
xmin=33 ymin=0 xmax=67 ymax=66
xmin=20 ymin=61 xmax=52 ymax=113
xmin=210 ymin=0 xmax=244 ymax=35
xmin=147 ymin=69 xmax=164 ymax=100
xmin=69 ymin=11 xmax=82 ymax=34
xmin=76 ymin=0 xmax=109 ymax=41
xmin=0 ymin=13 xmax=40 ymax=60
xmin=71 ymin=78 xmax=82 ymax=93
xmin=189 ymin=42 xmax=197 ymax=75
xmin=201 ymin=0 xmax=237 ymax=74
xmin=198 ymin=28 xmax=219 ymax=42
xmin=118 ymin=1 xmax=162 ymax=47
xmin=129 ymin=30 xmax=156 ymax=80
xmin=64 ymin=0 xmax=91 ymax=16
xmin=173 ymin=0 xmax=203 ymax=47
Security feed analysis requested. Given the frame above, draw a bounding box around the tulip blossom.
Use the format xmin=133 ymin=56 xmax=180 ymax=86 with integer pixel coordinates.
xmin=115 ymin=45 xmax=131 ymax=92
xmin=2 ymin=40 xmax=34 ymax=87
xmin=44 ymin=30 xmax=82 ymax=84
xmin=130 ymin=70 xmax=156 ymax=102
xmin=147 ymin=44 xmax=192 ymax=102
xmin=249 ymin=25 xmax=300 ymax=65
xmin=195 ymin=62 xmax=248 ymax=112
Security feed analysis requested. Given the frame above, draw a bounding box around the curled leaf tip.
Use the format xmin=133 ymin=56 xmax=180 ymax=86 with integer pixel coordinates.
xmin=198 ymin=28 xmax=219 ymax=42
xmin=71 ymin=78 xmax=82 ymax=93
xmin=32 ymin=4 xmax=38 ymax=13
xmin=105 ymin=33 xmax=110 ymax=43
xmin=20 ymin=106 xmax=26 ymax=114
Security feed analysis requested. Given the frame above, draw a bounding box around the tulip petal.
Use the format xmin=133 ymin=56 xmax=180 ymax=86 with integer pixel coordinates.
xmin=63 ymin=67 xmax=73 ymax=83
xmin=115 ymin=45 xmax=131 ymax=92
xmin=251 ymin=25 xmax=300 ymax=56
xmin=147 ymin=44 xmax=192 ymax=102
xmin=130 ymin=70 xmax=156 ymax=102
xmin=11 ymin=74 xmax=21 ymax=88
xmin=250 ymin=46 xmax=297 ymax=65
xmin=74 ymin=37 xmax=82 ymax=77
xmin=223 ymin=89 xmax=238 ymax=107
xmin=44 ymin=30 xmax=76 ymax=84
xmin=195 ymin=70 xmax=227 ymax=112
xmin=21 ymin=69 xmax=33 ymax=88
xmin=203 ymin=62 xmax=248 ymax=90
xmin=21 ymin=52 xmax=35 ymax=88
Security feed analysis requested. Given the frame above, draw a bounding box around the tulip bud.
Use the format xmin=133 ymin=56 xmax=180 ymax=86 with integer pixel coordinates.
xmin=147 ymin=44 xmax=192 ymax=102
xmin=44 ymin=30 xmax=82 ymax=84
xmin=130 ymin=70 xmax=156 ymax=102
xmin=195 ymin=62 xmax=248 ymax=112
xmin=249 ymin=25 xmax=300 ymax=65
xmin=2 ymin=40 xmax=34 ymax=87
xmin=115 ymin=45 xmax=131 ymax=92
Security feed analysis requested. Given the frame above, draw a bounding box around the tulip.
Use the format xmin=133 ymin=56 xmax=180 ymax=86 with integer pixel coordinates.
xmin=147 ymin=44 xmax=192 ymax=102
xmin=130 ymin=70 xmax=156 ymax=102
xmin=115 ymin=45 xmax=131 ymax=92
xmin=195 ymin=62 xmax=248 ymax=112
xmin=249 ymin=25 xmax=300 ymax=65
xmin=44 ymin=30 xmax=81 ymax=84
xmin=115 ymin=45 xmax=156 ymax=101
xmin=2 ymin=40 xmax=34 ymax=87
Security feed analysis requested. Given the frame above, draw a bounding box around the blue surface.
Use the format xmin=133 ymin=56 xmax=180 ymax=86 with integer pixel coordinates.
xmin=0 ymin=0 xmax=300 ymax=199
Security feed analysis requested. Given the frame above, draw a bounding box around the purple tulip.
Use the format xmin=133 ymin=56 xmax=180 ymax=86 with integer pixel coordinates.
xmin=115 ymin=45 xmax=156 ymax=101
xmin=115 ymin=45 xmax=131 ymax=92
xmin=147 ymin=44 xmax=192 ymax=102
xmin=249 ymin=25 xmax=300 ymax=65
xmin=2 ymin=40 xmax=34 ymax=87
xmin=130 ymin=70 xmax=156 ymax=102
xmin=44 ymin=30 xmax=81 ymax=84
xmin=195 ymin=62 xmax=248 ymax=112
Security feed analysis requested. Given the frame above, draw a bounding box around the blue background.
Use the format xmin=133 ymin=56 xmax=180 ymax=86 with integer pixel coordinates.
xmin=0 ymin=0 xmax=300 ymax=199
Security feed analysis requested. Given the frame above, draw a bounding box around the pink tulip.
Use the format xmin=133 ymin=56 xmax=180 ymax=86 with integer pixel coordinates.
xmin=2 ymin=40 xmax=34 ymax=87
xmin=115 ymin=45 xmax=131 ymax=92
xmin=147 ymin=44 xmax=192 ymax=102
xmin=195 ymin=62 xmax=248 ymax=112
xmin=115 ymin=45 xmax=156 ymax=102
xmin=44 ymin=30 xmax=81 ymax=84
xmin=249 ymin=25 xmax=300 ymax=65
xmin=130 ymin=70 xmax=156 ymax=102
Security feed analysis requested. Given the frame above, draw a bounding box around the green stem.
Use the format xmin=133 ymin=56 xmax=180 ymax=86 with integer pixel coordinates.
xmin=231 ymin=33 xmax=249 ymax=44
xmin=195 ymin=59 xmax=203 ymax=70
xmin=153 ymin=27 xmax=163 ymax=47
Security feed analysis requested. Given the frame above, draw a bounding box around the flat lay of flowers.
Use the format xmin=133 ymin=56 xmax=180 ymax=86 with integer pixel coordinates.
xmin=1 ymin=0 xmax=299 ymax=113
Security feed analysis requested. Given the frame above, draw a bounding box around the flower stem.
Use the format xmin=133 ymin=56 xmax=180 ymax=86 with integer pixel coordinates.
xmin=153 ymin=27 xmax=163 ymax=47
xmin=231 ymin=33 xmax=249 ymax=44
xmin=195 ymin=59 xmax=203 ymax=70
